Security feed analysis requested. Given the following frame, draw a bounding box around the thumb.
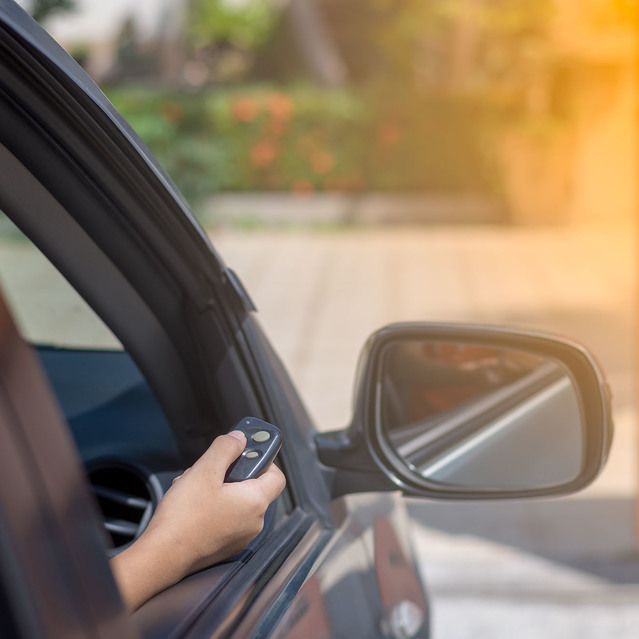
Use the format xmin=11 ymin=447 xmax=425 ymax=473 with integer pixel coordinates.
xmin=195 ymin=431 xmax=246 ymax=483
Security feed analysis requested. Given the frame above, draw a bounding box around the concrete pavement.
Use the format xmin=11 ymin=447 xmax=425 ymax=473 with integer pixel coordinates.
xmin=210 ymin=220 xmax=639 ymax=637
xmin=415 ymin=523 xmax=639 ymax=639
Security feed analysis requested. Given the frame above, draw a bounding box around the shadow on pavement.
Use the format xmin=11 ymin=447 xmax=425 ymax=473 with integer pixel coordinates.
xmin=407 ymin=497 xmax=639 ymax=584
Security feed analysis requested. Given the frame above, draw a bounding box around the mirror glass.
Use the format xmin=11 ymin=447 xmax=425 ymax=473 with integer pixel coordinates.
xmin=379 ymin=340 xmax=585 ymax=491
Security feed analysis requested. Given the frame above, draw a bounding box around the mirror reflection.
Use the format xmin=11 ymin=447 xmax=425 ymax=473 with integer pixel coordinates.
xmin=380 ymin=340 xmax=585 ymax=491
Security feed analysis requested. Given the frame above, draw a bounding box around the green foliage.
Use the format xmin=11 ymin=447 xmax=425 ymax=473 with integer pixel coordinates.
xmin=187 ymin=0 xmax=278 ymax=50
xmin=323 ymin=0 xmax=554 ymax=108
xmin=106 ymin=84 xmax=502 ymax=202
xmin=27 ymin=0 xmax=75 ymax=23
xmin=108 ymin=90 xmax=231 ymax=199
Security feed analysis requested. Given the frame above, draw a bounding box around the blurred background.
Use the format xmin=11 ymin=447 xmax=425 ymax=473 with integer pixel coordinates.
xmin=22 ymin=0 xmax=636 ymax=227
xmin=17 ymin=0 xmax=639 ymax=636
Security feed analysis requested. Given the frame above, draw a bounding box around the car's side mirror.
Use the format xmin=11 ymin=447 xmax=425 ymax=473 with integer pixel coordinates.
xmin=316 ymin=323 xmax=613 ymax=500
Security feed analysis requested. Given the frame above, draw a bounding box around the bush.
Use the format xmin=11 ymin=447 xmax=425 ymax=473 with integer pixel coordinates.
xmin=106 ymin=84 xmax=501 ymax=202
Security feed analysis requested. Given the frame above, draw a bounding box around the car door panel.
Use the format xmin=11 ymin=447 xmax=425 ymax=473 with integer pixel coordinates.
xmin=268 ymin=494 xmax=428 ymax=638
xmin=271 ymin=517 xmax=384 ymax=638
xmin=133 ymin=510 xmax=320 ymax=638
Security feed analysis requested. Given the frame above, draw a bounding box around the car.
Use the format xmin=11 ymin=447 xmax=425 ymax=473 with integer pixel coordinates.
xmin=0 ymin=1 xmax=613 ymax=637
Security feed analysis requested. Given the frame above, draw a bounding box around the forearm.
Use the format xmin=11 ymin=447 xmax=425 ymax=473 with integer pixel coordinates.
xmin=108 ymin=432 xmax=285 ymax=611
xmin=110 ymin=532 xmax=186 ymax=611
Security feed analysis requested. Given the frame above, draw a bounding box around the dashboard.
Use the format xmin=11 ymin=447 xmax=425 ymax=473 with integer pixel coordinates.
xmin=36 ymin=346 xmax=182 ymax=551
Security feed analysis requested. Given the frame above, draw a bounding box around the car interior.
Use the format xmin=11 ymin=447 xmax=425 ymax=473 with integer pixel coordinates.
xmin=0 ymin=205 xmax=180 ymax=549
xmin=0 ymin=146 xmax=290 ymax=564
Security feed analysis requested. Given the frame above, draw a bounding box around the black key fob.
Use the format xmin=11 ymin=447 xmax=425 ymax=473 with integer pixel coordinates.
xmin=224 ymin=417 xmax=282 ymax=483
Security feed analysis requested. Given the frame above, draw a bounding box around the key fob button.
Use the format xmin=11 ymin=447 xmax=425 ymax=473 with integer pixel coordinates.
xmin=245 ymin=450 xmax=260 ymax=459
xmin=252 ymin=430 xmax=271 ymax=443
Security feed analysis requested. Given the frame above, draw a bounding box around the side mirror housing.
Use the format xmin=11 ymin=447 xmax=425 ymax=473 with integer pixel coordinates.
xmin=317 ymin=323 xmax=613 ymax=500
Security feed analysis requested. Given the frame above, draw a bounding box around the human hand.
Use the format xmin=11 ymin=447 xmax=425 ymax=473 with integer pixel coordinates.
xmin=110 ymin=431 xmax=286 ymax=610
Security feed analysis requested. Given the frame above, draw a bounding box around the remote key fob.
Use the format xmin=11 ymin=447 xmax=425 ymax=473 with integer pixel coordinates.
xmin=225 ymin=417 xmax=282 ymax=482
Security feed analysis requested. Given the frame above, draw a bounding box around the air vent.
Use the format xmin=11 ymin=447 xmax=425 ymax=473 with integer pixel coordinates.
xmin=88 ymin=465 xmax=155 ymax=549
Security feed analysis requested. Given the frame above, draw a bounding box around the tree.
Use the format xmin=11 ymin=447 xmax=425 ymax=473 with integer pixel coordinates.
xmin=186 ymin=0 xmax=346 ymax=86
xmin=26 ymin=0 xmax=75 ymax=24
xmin=285 ymin=0 xmax=347 ymax=87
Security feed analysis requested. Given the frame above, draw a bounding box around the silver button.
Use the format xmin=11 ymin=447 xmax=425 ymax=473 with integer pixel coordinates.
xmin=252 ymin=430 xmax=271 ymax=443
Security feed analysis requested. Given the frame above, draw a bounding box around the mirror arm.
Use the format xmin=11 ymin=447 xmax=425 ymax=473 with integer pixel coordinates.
xmin=316 ymin=429 xmax=398 ymax=497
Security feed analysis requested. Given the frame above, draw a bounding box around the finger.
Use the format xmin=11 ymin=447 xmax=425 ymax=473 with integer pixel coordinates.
xmin=171 ymin=467 xmax=192 ymax=485
xmin=195 ymin=432 xmax=246 ymax=483
xmin=252 ymin=464 xmax=286 ymax=502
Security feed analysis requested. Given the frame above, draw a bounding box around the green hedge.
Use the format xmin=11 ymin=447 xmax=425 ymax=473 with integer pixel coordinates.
xmin=106 ymin=85 xmax=500 ymax=202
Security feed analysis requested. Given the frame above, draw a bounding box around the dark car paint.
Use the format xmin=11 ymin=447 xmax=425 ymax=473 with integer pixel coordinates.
xmin=0 ymin=2 xmax=430 ymax=638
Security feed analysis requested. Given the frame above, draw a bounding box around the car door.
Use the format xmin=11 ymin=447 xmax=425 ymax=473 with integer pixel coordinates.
xmin=0 ymin=2 xmax=429 ymax=637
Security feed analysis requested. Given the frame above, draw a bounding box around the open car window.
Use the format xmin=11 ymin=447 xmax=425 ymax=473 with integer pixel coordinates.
xmin=0 ymin=207 xmax=182 ymax=552
xmin=0 ymin=211 xmax=122 ymax=350
xmin=0 ymin=195 xmax=290 ymax=555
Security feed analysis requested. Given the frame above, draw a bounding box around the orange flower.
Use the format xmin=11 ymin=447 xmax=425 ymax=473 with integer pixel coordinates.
xmin=250 ymin=142 xmax=277 ymax=168
xmin=265 ymin=117 xmax=287 ymax=138
xmin=376 ymin=122 xmax=401 ymax=147
xmin=267 ymin=93 xmax=294 ymax=121
xmin=232 ymin=98 xmax=260 ymax=123
xmin=290 ymin=178 xmax=314 ymax=197
xmin=295 ymin=137 xmax=316 ymax=158
xmin=342 ymin=172 xmax=364 ymax=192
xmin=324 ymin=175 xmax=348 ymax=191
xmin=161 ymin=101 xmax=184 ymax=125
xmin=310 ymin=151 xmax=335 ymax=175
